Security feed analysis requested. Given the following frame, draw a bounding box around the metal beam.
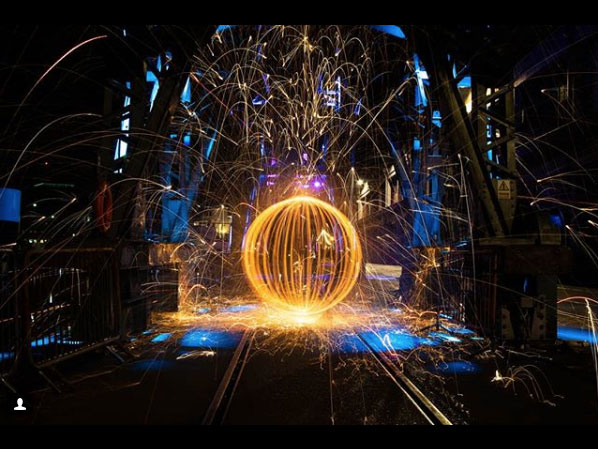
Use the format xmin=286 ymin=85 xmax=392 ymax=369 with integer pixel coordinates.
xmin=514 ymin=25 xmax=598 ymax=87
xmin=409 ymin=27 xmax=509 ymax=237
xmin=108 ymin=68 xmax=187 ymax=241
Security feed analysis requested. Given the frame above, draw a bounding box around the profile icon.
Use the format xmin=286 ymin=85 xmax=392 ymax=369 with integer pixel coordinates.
xmin=14 ymin=398 xmax=26 ymax=411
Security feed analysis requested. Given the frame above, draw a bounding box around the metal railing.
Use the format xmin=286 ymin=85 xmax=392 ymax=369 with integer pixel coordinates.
xmin=145 ymin=266 xmax=179 ymax=312
xmin=21 ymin=248 xmax=121 ymax=368
xmin=438 ymin=249 xmax=498 ymax=337
xmin=0 ymin=249 xmax=18 ymax=375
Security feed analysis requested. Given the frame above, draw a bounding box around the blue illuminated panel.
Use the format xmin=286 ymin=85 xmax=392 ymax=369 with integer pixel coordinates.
xmin=0 ymin=188 xmax=21 ymax=222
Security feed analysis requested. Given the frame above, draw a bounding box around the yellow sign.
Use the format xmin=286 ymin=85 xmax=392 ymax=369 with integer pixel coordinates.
xmin=497 ymin=179 xmax=512 ymax=200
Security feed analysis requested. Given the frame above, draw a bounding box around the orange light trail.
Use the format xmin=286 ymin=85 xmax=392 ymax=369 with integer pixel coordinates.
xmin=242 ymin=195 xmax=362 ymax=318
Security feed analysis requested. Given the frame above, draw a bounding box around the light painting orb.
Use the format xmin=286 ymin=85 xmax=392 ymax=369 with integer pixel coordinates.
xmin=242 ymin=196 xmax=362 ymax=317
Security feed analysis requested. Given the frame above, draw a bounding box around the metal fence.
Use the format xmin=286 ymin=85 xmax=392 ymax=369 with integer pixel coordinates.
xmin=146 ymin=267 xmax=179 ymax=312
xmin=0 ymin=249 xmax=18 ymax=375
xmin=438 ymin=249 xmax=499 ymax=337
xmin=22 ymin=248 xmax=121 ymax=368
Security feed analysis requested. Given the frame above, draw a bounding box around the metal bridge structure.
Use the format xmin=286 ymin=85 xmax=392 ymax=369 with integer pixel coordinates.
xmin=2 ymin=24 xmax=598 ymax=399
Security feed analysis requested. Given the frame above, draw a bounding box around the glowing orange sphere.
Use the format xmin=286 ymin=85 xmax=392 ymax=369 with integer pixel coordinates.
xmin=242 ymin=196 xmax=362 ymax=316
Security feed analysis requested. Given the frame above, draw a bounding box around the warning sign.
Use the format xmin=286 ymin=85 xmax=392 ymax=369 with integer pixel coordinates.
xmin=496 ymin=180 xmax=512 ymax=200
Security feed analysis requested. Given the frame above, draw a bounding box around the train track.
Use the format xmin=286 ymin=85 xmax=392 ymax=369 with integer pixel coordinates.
xmin=201 ymin=329 xmax=254 ymax=425
xmin=357 ymin=334 xmax=453 ymax=425
xmin=201 ymin=330 xmax=452 ymax=425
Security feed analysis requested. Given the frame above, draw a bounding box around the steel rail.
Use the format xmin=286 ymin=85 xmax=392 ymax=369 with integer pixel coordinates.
xmin=357 ymin=334 xmax=452 ymax=425
xmin=201 ymin=329 xmax=253 ymax=425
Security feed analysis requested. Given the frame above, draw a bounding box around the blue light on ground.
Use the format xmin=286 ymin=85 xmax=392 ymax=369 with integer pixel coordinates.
xmin=429 ymin=332 xmax=462 ymax=343
xmin=180 ymin=328 xmax=242 ymax=349
xmin=440 ymin=324 xmax=475 ymax=335
xmin=222 ymin=304 xmax=258 ymax=313
xmin=130 ymin=358 xmax=175 ymax=372
xmin=334 ymin=323 xmax=477 ymax=354
xmin=151 ymin=333 xmax=172 ymax=343
xmin=360 ymin=329 xmax=438 ymax=352
xmin=429 ymin=360 xmax=480 ymax=375
xmin=195 ymin=307 xmax=210 ymax=315
xmin=558 ymin=326 xmax=598 ymax=344
xmin=334 ymin=333 xmax=369 ymax=354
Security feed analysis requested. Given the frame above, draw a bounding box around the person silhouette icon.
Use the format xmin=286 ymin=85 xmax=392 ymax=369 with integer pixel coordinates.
xmin=14 ymin=398 xmax=26 ymax=411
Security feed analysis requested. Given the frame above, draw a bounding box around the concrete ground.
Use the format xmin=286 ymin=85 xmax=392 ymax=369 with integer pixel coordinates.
xmin=1 ymin=291 xmax=597 ymax=425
